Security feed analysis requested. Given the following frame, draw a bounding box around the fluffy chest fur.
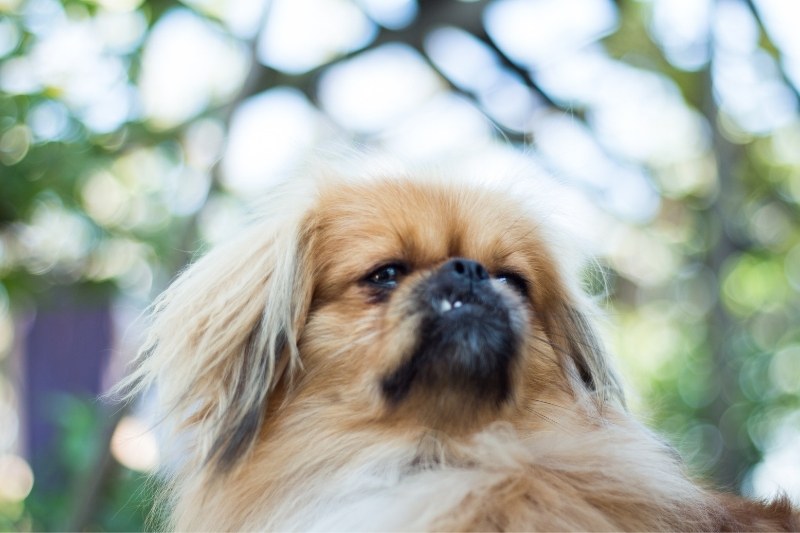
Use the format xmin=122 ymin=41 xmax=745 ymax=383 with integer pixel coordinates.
xmin=171 ymin=415 xmax=756 ymax=532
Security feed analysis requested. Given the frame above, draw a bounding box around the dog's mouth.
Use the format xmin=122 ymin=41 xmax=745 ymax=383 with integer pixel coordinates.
xmin=381 ymin=258 xmax=521 ymax=409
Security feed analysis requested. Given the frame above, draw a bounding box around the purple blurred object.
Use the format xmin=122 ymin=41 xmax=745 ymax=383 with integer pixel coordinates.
xmin=23 ymin=286 xmax=113 ymax=488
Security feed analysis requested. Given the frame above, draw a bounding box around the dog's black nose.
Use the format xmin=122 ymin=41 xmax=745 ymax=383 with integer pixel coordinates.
xmin=442 ymin=258 xmax=489 ymax=282
xmin=382 ymin=256 xmax=517 ymax=407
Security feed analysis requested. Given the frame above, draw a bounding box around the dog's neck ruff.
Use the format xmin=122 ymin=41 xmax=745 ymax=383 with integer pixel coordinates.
xmin=196 ymin=417 xmax=707 ymax=532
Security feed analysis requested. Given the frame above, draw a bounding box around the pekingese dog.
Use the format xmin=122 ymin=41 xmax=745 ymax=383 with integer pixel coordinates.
xmin=122 ymin=164 xmax=798 ymax=531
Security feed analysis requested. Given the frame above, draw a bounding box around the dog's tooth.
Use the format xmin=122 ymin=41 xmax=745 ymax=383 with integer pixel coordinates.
xmin=453 ymin=301 xmax=463 ymax=308
xmin=440 ymin=299 xmax=452 ymax=312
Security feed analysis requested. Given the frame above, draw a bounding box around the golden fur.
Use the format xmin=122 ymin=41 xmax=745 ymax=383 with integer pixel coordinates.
xmin=120 ymin=166 xmax=798 ymax=531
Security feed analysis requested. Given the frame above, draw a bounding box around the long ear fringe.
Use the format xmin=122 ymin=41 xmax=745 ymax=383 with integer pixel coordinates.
xmin=112 ymin=205 xmax=310 ymax=469
xmin=555 ymin=294 xmax=626 ymax=409
xmin=525 ymin=208 xmax=626 ymax=408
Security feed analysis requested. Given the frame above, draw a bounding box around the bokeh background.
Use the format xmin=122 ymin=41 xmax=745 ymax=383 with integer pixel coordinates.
xmin=2 ymin=0 xmax=800 ymax=529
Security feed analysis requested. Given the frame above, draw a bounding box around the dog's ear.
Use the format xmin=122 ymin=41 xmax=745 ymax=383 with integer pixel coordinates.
xmin=538 ymin=276 xmax=625 ymax=408
xmin=550 ymin=299 xmax=624 ymax=405
xmin=116 ymin=207 xmax=314 ymax=469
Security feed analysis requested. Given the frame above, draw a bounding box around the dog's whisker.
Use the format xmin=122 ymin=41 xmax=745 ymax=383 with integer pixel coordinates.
xmin=527 ymin=399 xmax=605 ymax=423
xmin=521 ymin=406 xmax=575 ymax=435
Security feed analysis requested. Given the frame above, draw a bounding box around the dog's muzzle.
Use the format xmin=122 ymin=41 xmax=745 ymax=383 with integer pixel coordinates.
xmin=381 ymin=258 xmax=520 ymax=405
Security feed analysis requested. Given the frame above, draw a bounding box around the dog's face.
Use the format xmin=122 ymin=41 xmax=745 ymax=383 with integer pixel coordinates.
xmin=129 ymin=174 xmax=623 ymax=469
xmin=295 ymin=179 xmax=574 ymax=435
xmin=237 ymin=176 xmax=625 ymax=462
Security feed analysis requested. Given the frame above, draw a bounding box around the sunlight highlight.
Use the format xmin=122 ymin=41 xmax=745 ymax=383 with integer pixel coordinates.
xmin=110 ymin=415 xmax=160 ymax=473
xmin=0 ymin=454 xmax=34 ymax=502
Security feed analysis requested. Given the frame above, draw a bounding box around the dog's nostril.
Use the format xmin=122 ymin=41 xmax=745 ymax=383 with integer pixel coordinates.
xmin=446 ymin=258 xmax=489 ymax=282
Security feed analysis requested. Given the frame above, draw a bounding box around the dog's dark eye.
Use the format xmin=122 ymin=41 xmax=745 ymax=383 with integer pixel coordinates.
xmin=495 ymin=271 xmax=529 ymax=297
xmin=365 ymin=263 xmax=407 ymax=289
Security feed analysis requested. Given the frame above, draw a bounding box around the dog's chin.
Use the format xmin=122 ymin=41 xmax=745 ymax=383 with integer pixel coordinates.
xmin=380 ymin=259 xmax=523 ymax=431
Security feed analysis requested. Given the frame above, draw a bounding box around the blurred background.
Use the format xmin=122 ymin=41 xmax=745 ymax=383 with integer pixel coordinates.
xmin=1 ymin=0 xmax=800 ymax=529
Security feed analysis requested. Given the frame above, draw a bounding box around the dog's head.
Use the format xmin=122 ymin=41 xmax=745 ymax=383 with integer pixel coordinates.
xmin=124 ymin=171 xmax=624 ymax=470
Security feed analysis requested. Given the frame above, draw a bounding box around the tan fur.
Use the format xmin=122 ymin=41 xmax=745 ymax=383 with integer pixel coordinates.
xmin=120 ymin=168 xmax=798 ymax=531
